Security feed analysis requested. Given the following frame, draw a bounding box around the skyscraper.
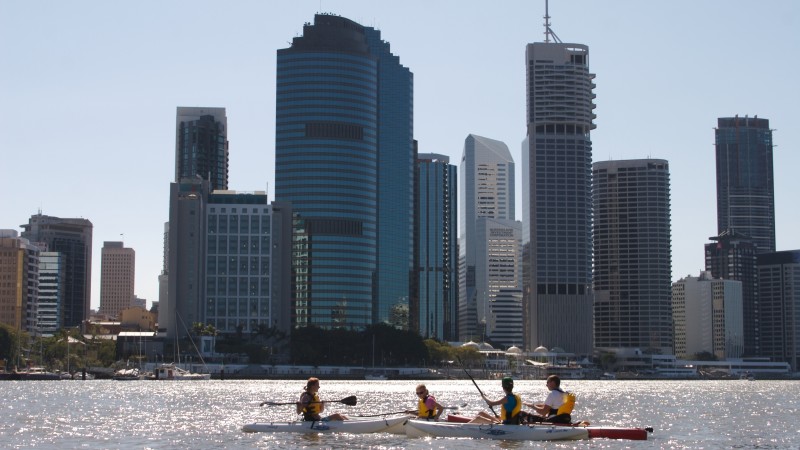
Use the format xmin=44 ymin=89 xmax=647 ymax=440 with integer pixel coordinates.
xmin=757 ymin=250 xmax=800 ymax=372
xmin=99 ymin=241 xmax=135 ymax=319
xmin=0 ymin=230 xmax=39 ymax=333
xmin=715 ymin=116 xmax=775 ymax=253
xmin=21 ymin=214 xmax=92 ymax=328
xmin=416 ymin=153 xmax=458 ymax=340
xmin=593 ymin=159 xmax=673 ymax=354
xmin=522 ymin=23 xmax=595 ymax=353
xmin=37 ymin=251 xmax=65 ymax=335
xmin=175 ymin=107 xmax=229 ymax=191
xmin=275 ymin=14 xmax=414 ymax=330
xmin=459 ymin=134 xmax=515 ymax=341
xmin=705 ymin=229 xmax=759 ymax=356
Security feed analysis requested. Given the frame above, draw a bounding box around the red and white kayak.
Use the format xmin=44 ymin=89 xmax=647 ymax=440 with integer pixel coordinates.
xmin=242 ymin=415 xmax=410 ymax=434
xmin=406 ymin=419 xmax=588 ymax=441
xmin=447 ymin=414 xmax=651 ymax=441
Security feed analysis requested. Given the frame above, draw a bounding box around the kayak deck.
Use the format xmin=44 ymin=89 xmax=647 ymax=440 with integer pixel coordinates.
xmin=406 ymin=419 xmax=589 ymax=441
xmin=243 ymin=415 xmax=410 ymax=434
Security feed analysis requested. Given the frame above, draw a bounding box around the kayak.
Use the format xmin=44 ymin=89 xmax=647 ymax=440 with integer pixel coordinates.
xmin=446 ymin=414 xmax=650 ymax=440
xmin=242 ymin=415 xmax=410 ymax=434
xmin=405 ymin=419 xmax=589 ymax=441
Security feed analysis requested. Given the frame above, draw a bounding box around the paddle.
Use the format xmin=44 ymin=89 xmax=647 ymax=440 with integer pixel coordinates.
xmin=260 ymin=395 xmax=357 ymax=407
xmin=353 ymin=405 xmax=465 ymax=418
xmin=457 ymin=356 xmax=498 ymax=417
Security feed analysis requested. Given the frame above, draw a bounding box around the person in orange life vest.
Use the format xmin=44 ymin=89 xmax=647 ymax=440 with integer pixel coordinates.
xmin=468 ymin=377 xmax=525 ymax=424
xmin=296 ymin=377 xmax=349 ymax=421
xmin=523 ymin=375 xmax=574 ymax=424
xmin=407 ymin=384 xmax=444 ymax=420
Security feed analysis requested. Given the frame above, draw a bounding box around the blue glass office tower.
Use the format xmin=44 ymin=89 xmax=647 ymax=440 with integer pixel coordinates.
xmin=276 ymin=14 xmax=414 ymax=330
xmin=417 ymin=153 xmax=458 ymax=340
xmin=715 ymin=116 xmax=775 ymax=254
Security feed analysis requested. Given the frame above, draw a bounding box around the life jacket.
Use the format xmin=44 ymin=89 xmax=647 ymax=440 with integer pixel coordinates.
xmin=556 ymin=391 xmax=576 ymax=415
xmin=301 ymin=392 xmax=321 ymax=420
xmin=501 ymin=393 xmax=522 ymax=424
xmin=418 ymin=394 xmax=439 ymax=419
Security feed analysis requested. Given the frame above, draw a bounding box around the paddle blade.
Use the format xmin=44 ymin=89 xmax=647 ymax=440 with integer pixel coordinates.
xmin=339 ymin=395 xmax=358 ymax=406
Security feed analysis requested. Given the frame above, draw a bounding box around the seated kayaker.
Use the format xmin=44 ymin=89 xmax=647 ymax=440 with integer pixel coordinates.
xmin=297 ymin=377 xmax=348 ymax=421
xmin=406 ymin=384 xmax=444 ymax=420
xmin=468 ymin=377 xmax=524 ymax=424
xmin=523 ymin=375 xmax=574 ymax=424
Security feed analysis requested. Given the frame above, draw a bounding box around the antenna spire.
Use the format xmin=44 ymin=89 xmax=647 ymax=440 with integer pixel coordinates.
xmin=543 ymin=0 xmax=562 ymax=43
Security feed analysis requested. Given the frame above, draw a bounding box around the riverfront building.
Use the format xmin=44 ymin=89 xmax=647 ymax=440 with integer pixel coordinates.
xmin=522 ymin=36 xmax=595 ymax=354
xmin=757 ymin=250 xmax=800 ymax=372
xmin=99 ymin=241 xmax=135 ymax=319
xmin=275 ymin=14 xmax=415 ymax=330
xmin=459 ymin=134 xmax=515 ymax=341
xmin=593 ymin=159 xmax=673 ymax=354
xmin=175 ymin=107 xmax=229 ymax=191
xmin=21 ymin=214 xmax=92 ymax=328
xmin=705 ymin=229 xmax=759 ymax=356
xmin=37 ymin=251 xmax=65 ymax=335
xmin=672 ymin=271 xmax=743 ymax=360
xmin=416 ymin=153 xmax=458 ymax=340
xmin=714 ymin=116 xmax=775 ymax=254
xmin=0 ymin=230 xmax=39 ymax=333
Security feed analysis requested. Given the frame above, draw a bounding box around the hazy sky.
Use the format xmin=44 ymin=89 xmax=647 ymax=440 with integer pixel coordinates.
xmin=2 ymin=1 xmax=798 ymax=310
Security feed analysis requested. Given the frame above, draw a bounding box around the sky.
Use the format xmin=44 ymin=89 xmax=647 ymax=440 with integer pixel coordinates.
xmin=2 ymin=1 xmax=798 ymax=310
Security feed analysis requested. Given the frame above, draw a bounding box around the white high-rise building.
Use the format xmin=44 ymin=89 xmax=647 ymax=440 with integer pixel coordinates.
xmin=672 ymin=271 xmax=743 ymax=359
xmin=459 ymin=134 xmax=515 ymax=341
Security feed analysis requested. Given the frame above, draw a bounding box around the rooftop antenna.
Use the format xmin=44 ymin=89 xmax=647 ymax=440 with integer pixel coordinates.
xmin=544 ymin=0 xmax=562 ymax=43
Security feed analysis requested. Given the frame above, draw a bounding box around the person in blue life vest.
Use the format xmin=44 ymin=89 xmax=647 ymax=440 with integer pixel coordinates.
xmin=406 ymin=384 xmax=445 ymax=420
xmin=468 ymin=377 xmax=526 ymax=424
xmin=523 ymin=374 xmax=575 ymax=424
xmin=296 ymin=377 xmax=349 ymax=421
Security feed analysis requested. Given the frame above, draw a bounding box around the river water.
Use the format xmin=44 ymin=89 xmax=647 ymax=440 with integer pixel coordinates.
xmin=2 ymin=379 xmax=798 ymax=449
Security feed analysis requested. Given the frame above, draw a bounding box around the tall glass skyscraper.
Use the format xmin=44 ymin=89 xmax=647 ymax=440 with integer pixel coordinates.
xmin=715 ymin=116 xmax=775 ymax=254
xmin=593 ymin=159 xmax=673 ymax=354
xmin=175 ymin=107 xmax=229 ymax=191
xmin=276 ymin=14 xmax=414 ymax=330
xmin=522 ymin=40 xmax=596 ymax=354
xmin=417 ymin=153 xmax=457 ymax=340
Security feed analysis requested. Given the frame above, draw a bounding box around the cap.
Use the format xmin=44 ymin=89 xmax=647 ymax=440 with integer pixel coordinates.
xmin=501 ymin=377 xmax=514 ymax=388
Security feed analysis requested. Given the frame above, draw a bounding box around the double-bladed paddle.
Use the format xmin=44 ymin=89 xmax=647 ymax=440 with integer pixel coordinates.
xmin=457 ymin=356 xmax=498 ymax=417
xmin=353 ymin=404 xmax=465 ymax=418
xmin=260 ymin=395 xmax=358 ymax=407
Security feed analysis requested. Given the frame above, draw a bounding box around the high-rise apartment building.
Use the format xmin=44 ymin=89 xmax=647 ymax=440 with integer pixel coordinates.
xmin=175 ymin=107 xmax=229 ymax=191
xmin=21 ymin=214 xmax=92 ymax=328
xmin=522 ymin=33 xmax=595 ymax=354
xmin=477 ymin=217 xmax=522 ymax=345
xmin=672 ymin=271 xmax=743 ymax=360
xmin=99 ymin=241 xmax=135 ymax=319
xmin=459 ymin=134 xmax=515 ymax=341
xmin=416 ymin=153 xmax=458 ymax=340
xmin=756 ymin=250 xmax=800 ymax=372
xmin=0 ymin=230 xmax=39 ymax=333
xmin=705 ymin=229 xmax=759 ymax=356
xmin=593 ymin=159 xmax=673 ymax=354
xmin=37 ymin=251 xmax=65 ymax=335
xmin=275 ymin=14 xmax=414 ymax=330
xmin=715 ymin=116 xmax=775 ymax=253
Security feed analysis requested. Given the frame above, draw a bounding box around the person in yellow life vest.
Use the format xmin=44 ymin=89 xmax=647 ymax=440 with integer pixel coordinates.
xmin=407 ymin=384 xmax=444 ymax=420
xmin=296 ymin=377 xmax=348 ymax=421
xmin=523 ymin=375 xmax=574 ymax=424
xmin=468 ymin=377 xmax=524 ymax=424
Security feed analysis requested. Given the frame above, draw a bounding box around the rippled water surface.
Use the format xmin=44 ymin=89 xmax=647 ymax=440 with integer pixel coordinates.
xmin=2 ymin=379 xmax=799 ymax=449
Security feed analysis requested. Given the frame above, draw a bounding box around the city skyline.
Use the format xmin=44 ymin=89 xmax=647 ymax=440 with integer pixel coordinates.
xmin=2 ymin=1 xmax=799 ymax=309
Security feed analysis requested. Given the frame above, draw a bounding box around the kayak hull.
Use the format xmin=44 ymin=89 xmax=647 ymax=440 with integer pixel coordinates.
xmin=446 ymin=414 xmax=649 ymax=440
xmin=406 ymin=419 xmax=589 ymax=441
xmin=242 ymin=415 xmax=409 ymax=434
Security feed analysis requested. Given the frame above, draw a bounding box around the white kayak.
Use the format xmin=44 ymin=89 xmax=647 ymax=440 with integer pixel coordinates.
xmin=242 ymin=415 xmax=410 ymax=434
xmin=405 ymin=419 xmax=589 ymax=441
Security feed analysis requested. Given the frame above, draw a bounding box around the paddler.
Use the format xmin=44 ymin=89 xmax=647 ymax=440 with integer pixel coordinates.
xmin=296 ymin=377 xmax=349 ymax=421
xmin=406 ymin=384 xmax=445 ymax=420
xmin=468 ymin=376 xmax=525 ymax=424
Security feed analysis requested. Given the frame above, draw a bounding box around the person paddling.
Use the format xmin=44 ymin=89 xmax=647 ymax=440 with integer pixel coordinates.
xmin=407 ymin=384 xmax=444 ymax=420
xmin=468 ymin=377 xmax=525 ymax=424
xmin=297 ymin=377 xmax=348 ymax=421
xmin=523 ymin=375 xmax=574 ymax=424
